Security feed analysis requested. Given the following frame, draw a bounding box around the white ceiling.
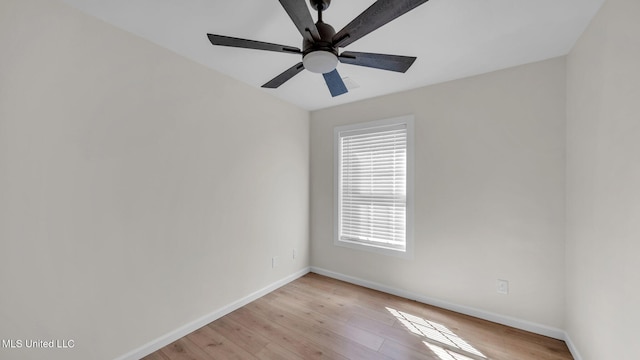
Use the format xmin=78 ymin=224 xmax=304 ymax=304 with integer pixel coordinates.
xmin=61 ymin=0 xmax=605 ymax=110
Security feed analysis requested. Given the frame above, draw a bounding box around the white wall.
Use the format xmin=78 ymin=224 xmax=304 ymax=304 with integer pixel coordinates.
xmin=565 ymin=0 xmax=640 ymax=358
xmin=311 ymin=58 xmax=567 ymax=330
xmin=0 ymin=1 xmax=309 ymax=359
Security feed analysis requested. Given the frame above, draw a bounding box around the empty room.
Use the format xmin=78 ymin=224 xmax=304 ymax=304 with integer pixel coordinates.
xmin=1 ymin=0 xmax=638 ymax=359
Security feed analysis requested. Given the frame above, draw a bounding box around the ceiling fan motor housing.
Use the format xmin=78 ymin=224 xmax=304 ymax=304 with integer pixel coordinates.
xmin=302 ymin=21 xmax=338 ymax=73
xmin=303 ymin=21 xmax=336 ymax=55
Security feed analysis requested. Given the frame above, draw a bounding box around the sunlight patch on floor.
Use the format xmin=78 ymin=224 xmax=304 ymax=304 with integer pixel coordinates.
xmin=386 ymin=307 xmax=487 ymax=360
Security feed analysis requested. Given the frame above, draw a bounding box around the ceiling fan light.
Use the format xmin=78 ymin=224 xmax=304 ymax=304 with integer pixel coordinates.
xmin=303 ymin=51 xmax=338 ymax=74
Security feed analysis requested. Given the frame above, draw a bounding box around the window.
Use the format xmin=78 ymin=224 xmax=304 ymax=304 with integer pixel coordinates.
xmin=334 ymin=116 xmax=414 ymax=257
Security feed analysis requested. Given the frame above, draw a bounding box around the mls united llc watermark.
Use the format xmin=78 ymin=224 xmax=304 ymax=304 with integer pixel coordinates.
xmin=2 ymin=339 xmax=75 ymax=349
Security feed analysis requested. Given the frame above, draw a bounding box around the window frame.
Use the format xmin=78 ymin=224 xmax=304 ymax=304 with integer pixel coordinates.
xmin=333 ymin=115 xmax=414 ymax=259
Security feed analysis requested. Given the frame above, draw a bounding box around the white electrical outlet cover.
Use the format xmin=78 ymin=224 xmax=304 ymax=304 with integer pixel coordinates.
xmin=497 ymin=279 xmax=509 ymax=294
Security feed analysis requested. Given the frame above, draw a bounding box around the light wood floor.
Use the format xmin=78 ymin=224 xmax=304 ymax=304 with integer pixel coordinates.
xmin=143 ymin=273 xmax=573 ymax=360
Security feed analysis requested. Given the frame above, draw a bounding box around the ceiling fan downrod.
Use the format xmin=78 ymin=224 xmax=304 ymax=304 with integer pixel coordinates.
xmin=309 ymin=0 xmax=331 ymax=12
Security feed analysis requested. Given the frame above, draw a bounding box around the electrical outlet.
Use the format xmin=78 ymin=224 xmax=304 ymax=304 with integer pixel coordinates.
xmin=497 ymin=279 xmax=509 ymax=295
xmin=272 ymin=256 xmax=279 ymax=268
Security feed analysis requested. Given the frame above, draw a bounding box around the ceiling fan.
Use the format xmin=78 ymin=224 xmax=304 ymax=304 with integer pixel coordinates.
xmin=207 ymin=0 xmax=430 ymax=97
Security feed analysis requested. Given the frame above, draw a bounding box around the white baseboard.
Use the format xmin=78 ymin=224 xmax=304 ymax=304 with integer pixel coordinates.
xmin=563 ymin=331 xmax=583 ymax=360
xmin=115 ymin=266 xmax=583 ymax=360
xmin=310 ymin=266 xmax=566 ymax=341
xmin=114 ymin=267 xmax=311 ymax=360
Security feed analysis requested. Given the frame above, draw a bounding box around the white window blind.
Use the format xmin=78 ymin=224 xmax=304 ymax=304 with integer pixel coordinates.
xmin=337 ymin=122 xmax=408 ymax=251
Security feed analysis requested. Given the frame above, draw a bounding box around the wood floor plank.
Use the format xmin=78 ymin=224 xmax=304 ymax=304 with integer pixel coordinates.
xmin=349 ymin=312 xmax=434 ymax=354
xmin=159 ymin=338 xmax=214 ymax=360
xmin=187 ymin=323 xmax=258 ymax=360
xmin=263 ymin=287 xmax=387 ymax=351
xmin=206 ymin=317 xmax=269 ymax=355
xmin=227 ymin=307 xmax=349 ymax=360
xmin=244 ymin=298 xmax=391 ymax=360
xmin=144 ymin=273 xmax=573 ymax=360
xmin=279 ymin=283 xmax=398 ymax=326
xmin=254 ymin=343 xmax=301 ymax=360
xmin=379 ymin=339 xmax=439 ymax=360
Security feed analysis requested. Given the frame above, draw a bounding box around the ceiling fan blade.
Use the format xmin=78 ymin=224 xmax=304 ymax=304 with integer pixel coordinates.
xmin=207 ymin=34 xmax=301 ymax=54
xmin=278 ymin=0 xmax=321 ymax=43
xmin=332 ymin=0 xmax=430 ymax=48
xmin=262 ymin=62 xmax=306 ymax=89
xmin=339 ymin=51 xmax=417 ymax=73
xmin=322 ymin=69 xmax=348 ymax=97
